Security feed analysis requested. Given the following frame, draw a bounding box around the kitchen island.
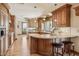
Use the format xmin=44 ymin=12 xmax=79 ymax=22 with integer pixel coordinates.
xmin=29 ymin=33 xmax=53 ymax=56
xmin=29 ymin=33 xmax=79 ymax=56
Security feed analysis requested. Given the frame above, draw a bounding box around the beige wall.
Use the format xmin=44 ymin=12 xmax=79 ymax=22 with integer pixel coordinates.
xmin=71 ymin=4 xmax=79 ymax=28
xmin=71 ymin=4 xmax=79 ymax=52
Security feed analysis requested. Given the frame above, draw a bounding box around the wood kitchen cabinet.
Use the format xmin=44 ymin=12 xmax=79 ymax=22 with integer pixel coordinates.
xmin=37 ymin=39 xmax=44 ymax=55
xmin=30 ymin=36 xmax=52 ymax=56
xmin=43 ymin=39 xmax=52 ymax=55
xmin=52 ymin=4 xmax=71 ymax=27
xmin=30 ymin=37 xmax=38 ymax=54
xmin=74 ymin=6 xmax=79 ymax=16
xmin=37 ymin=39 xmax=52 ymax=55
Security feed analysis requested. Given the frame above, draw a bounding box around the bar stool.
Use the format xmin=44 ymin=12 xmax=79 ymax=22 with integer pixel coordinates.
xmin=62 ymin=40 xmax=75 ymax=56
xmin=52 ymin=39 xmax=64 ymax=56
xmin=52 ymin=43 xmax=64 ymax=56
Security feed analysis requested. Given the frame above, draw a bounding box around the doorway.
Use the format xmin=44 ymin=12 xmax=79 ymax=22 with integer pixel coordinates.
xmin=22 ymin=22 xmax=28 ymax=34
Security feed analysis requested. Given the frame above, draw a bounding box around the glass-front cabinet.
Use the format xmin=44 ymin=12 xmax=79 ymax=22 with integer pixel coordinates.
xmin=41 ymin=17 xmax=52 ymax=32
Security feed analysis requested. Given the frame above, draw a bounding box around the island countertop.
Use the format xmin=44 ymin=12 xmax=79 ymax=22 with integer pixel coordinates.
xmin=29 ymin=33 xmax=79 ymax=39
xmin=29 ymin=29 xmax=79 ymax=55
xmin=29 ymin=33 xmax=79 ymax=55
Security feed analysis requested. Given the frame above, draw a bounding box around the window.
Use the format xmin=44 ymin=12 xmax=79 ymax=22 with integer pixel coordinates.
xmin=22 ymin=22 xmax=28 ymax=34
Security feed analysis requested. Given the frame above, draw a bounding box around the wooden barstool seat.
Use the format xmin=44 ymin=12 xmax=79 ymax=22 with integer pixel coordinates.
xmin=62 ymin=41 xmax=75 ymax=55
xmin=52 ymin=43 xmax=64 ymax=56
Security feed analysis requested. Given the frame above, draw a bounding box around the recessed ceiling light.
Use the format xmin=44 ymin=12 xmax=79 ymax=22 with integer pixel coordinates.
xmin=48 ymin=13 xmax=52 ymax=16
xmin=34 ymin=20 xmax=37 ymax=23
xmin=43 ymin=18 xmax=46 ymax=21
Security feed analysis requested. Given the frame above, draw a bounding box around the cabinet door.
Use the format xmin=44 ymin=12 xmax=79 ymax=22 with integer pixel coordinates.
xmin=37 ymin=39 xmax=52 ymax=55
xmin=44 ymin=39 xmax=52 ymax=55
xmin=30 ymin=37 xmax=37 ymax=54
xmin=57 ymin=11 xmax=62 ymax=26
xmin=52 ymin=4 xmax=71 ymax=27
xmin=37 ymin=39 xmax=45 ymax=55
xmin=61 ymin=9 xmax=67 ymax=26
xmin=53 ymin=12 xmax=58 ymax=26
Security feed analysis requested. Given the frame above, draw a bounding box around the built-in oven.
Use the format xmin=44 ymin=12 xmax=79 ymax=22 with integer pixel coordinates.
xmin=0 ymin=29 xmax=5 ymax=37
xmin=0 ymin=27 xmax=6 ymax=56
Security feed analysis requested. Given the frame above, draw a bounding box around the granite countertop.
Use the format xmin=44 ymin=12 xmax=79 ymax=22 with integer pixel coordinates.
xmin=29 ymin=33 xmax=79 ymax=39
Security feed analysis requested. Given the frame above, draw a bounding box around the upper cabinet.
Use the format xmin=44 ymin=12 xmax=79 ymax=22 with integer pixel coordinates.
xmin=74 ymin=6 xmax=79 ymax=16
xmin=0 ymin=4 xmax=9 ymax=27
xmin=52 ymin=4 xmax=72 ymax=27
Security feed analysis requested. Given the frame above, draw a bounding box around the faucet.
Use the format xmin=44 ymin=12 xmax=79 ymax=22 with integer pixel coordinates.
xmin=50 ymin=27 xmax=57 ymax=35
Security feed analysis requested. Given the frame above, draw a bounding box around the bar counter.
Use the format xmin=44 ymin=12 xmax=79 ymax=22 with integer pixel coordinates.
xmin=28 ymin=33 xmax=79 ymax=55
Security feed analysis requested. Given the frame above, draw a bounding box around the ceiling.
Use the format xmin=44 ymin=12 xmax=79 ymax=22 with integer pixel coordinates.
xmin=8 ymin=3 xmax=75 ymax=19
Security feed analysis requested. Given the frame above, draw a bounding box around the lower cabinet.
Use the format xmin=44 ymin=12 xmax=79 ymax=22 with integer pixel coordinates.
xmin=37 ymin=39 xmax=44 ymax=55
xmin=3 ymin=37 xmax=6 ymax=55
xmin=37 ymin=39 xmax=52 ymax=56
xmin=30 ymin=37 xmax=38 ymax=54
xmin=0 ymin=36 xmax=6 ymax=56
xmin=30 ymin=37 xmax=52 ymax=56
